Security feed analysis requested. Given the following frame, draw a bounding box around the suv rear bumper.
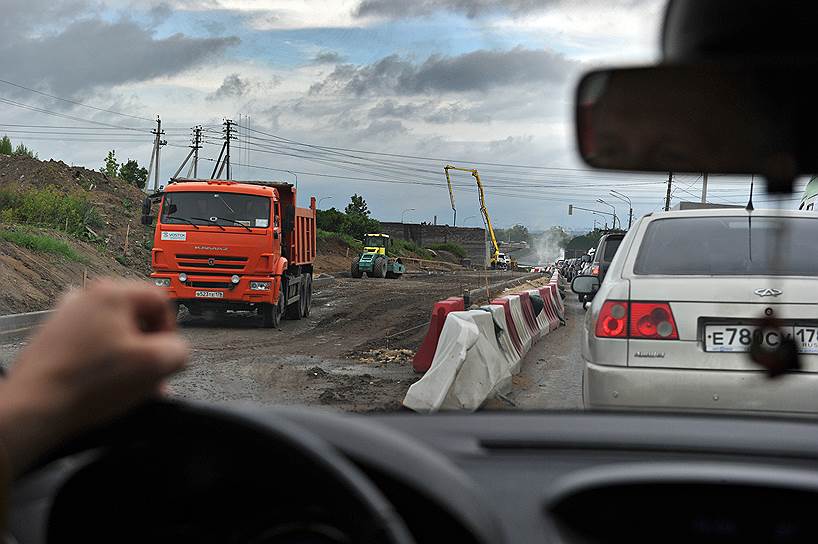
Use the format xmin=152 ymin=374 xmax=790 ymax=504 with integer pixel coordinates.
xmin=584 ymin=360 xmax=818 ymax=415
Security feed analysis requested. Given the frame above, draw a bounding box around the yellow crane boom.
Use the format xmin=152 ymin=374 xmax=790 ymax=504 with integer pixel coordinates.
xmin=443 ymin=166 xmax=457 ymax=226
xmin=443 ymin=165 xmax=502 ymax=267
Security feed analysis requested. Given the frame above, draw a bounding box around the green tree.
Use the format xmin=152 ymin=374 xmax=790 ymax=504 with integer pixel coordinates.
xmin=342 ymin=213 xmax=381 ymax=241
xmin=345 ymin=193 xmax=370 ymax=217
xmin=566 ymin=230 xmax=604 ymax=253
xmin=316 ymin=207 xmax=346 ymax=232
xmin=0 ymin=136 xmax=11 ymax=155
xmin=101 ymin=150 xmax=119 ymax=178
xmin=506 ymin=224 xmax=529 ymax=242
xmin=119 ymin=158 xmax=148 ymax=189
xmin=12 ymin=143 xmax=37 ymax=159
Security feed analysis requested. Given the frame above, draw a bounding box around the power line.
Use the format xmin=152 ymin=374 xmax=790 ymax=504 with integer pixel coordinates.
xmin=0 ymin=96 xmax=152 ymax=133
xmin=0 ymin=78 xmax=154 ymax=123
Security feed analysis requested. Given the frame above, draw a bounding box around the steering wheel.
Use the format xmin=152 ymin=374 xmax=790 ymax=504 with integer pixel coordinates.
xmin=24 ymin=401 xmax=416 ymax=544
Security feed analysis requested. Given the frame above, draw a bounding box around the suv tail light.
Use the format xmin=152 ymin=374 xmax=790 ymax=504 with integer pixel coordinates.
xmin=591 ymin=264 xmax=600 ymax=276
xmin=595 ymin=301 xmax=679 ymax=340
xmin=596 ymin=301 xmax=628 ymax=338
xmin=630 ymin=302 xmax=679 ymax=339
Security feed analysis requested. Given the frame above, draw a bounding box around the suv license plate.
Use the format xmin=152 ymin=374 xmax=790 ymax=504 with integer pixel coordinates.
xmin=195 ymin=290 xmax=224 ymax=299
xmin=705 ymin=325 xmax=818 ymax=353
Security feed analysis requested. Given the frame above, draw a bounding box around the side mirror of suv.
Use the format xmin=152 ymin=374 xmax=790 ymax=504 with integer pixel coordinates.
xmin=572 ymin=275 xmax=600 ymax=295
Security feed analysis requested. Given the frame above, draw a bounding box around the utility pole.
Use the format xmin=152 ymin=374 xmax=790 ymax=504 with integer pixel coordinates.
xmin=664 ymin=171 xmax=673 ymax=211
xmin=212 ymin=119 xmax=236 ymax=180
xmin=701 ymin=172 xmax=708 ymax=203
xmin=193 ymin=125 xmax=201 ymax=178
xmin=147 ymin=116 xmax=166 ymax=192
xmin=174 ymin=125 xmax=203 ymax=180
xmin=225 ymin=118 xmax=236 ymax=180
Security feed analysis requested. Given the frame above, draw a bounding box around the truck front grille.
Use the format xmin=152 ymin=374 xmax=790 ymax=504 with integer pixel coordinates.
xmin=175 ymin=254 xmax=248 ymax=272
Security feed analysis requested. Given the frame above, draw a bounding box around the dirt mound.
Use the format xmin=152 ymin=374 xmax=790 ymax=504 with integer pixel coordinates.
xmin=0 ymin=154 xmax=152 ymax=274
xmin=0 ymin=230 xmax=142 ymax=314
xmin=315 ymin=235 xmax=354 ymax=274
xmin=0 ymin=155 xmax=153 ymax=314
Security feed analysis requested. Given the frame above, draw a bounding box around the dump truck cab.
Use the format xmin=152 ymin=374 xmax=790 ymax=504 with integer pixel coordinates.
xmin=144 ymin=178 xmax=316 ymax=328
xmin=351 ymin=233 xmax=405 ymax=279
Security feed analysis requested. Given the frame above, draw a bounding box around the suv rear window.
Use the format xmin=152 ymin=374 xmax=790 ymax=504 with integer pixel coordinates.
xmin=634 ymin=216 xmax=818 ymax=276
xmin=602 ymin=237 xmax=623 ymax=261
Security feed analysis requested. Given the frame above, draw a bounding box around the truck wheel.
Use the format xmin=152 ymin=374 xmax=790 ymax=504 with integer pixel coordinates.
xmin=285 ymin=276 xmax=303 ymax=320
xmin=302 ymin=273 xmax=313 ymax=317
xmin=373 ymin=257 xmax=387 ymax=278
xmin=351 ymin=259 xmax=363 ymax=278
xmin=262 ymin=282 xmax=284 ymax=328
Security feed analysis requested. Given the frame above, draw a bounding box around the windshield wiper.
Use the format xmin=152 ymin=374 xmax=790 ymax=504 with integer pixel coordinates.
xmin=191 ymin=216 xmax=226 ymax=231
xmin=165 ymin=215 xmax=199 ymax=229
xmin=216 ymin=217 xmax=253 ymax=232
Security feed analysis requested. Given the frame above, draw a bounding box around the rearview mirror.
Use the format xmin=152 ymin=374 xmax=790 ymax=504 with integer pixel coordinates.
xmin=572 ymin=275 xmax=600 ymax=295
xmin=575 ymin=62 xmax=818 ymax=192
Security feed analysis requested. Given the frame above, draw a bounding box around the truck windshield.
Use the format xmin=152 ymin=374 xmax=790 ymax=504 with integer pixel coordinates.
xmin=364 ymin=236 xmax=386 ymax=247
xmin=161 ymin=192 xmax=270 ymax=229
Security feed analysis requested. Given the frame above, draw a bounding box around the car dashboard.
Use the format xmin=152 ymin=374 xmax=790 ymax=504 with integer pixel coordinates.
xmin=11 ymin=408 xmax=818 ymax=543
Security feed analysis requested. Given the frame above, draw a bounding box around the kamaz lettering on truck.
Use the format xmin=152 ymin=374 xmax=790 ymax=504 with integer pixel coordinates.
xmin=142 ymin=178 xmax=316 ymax=328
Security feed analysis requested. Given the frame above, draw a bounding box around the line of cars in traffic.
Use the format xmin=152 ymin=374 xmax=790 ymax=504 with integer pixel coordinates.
xmin=571 ymin=207 xmax=818 ymax=416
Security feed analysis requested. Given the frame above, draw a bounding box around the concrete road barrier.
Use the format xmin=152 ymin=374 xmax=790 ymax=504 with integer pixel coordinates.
xmin=404 ymin=273 xmax=567 ymax=412
xmin=0 ymin=310 xmax=52 ymax=339
xmin=403 ymin=310 xmax=514 ymax=412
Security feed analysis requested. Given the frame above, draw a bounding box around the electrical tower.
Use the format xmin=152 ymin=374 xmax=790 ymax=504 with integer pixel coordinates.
xmin=210 ymin=118 xmax=237 ymax=180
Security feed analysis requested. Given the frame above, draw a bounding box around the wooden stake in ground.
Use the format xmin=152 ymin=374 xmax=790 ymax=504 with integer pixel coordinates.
xmin=123 ymin=222 xmax=130 ymax=255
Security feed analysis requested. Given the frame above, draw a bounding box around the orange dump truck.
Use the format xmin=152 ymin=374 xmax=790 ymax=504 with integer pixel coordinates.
xmin=141 ymin=178 xmax=316 ymax=327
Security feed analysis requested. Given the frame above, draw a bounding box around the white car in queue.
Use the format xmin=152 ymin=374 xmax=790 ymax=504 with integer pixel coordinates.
xmin=572 ymin=208 xmax=818 ymax=415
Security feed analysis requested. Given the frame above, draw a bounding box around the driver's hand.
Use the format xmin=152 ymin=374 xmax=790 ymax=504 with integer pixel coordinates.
xmin=0 ymin=280 xmax=189 ymax=475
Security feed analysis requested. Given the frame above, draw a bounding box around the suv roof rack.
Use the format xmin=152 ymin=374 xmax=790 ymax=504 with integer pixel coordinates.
xmin=169 ymin=178 xmax=293 ymax=189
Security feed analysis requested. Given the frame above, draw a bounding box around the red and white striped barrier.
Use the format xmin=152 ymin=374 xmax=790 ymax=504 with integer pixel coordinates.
xmin=404 ymin=273 xmax=565 ymax=411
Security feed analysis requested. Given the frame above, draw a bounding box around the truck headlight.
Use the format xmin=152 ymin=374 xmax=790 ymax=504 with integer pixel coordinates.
xmin=154 ymin=278 xmax=170 ymax=287
xmin=178 ymin=273 xmax=188 ymax=283
xmin=250 ymin=281 xmax=270 ymax=291
xmin=231 ymin=275 xmax=241 ymax=284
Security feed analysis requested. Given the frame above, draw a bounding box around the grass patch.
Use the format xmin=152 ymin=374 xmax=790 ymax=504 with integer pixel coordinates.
xmin=317 ymin=229 xmax=363 ymax=251
xmin=0 ymin=228 xmax=85 ymax=262
xmin=426 ymin=242 xmax=467 ymax=258
xmin=392 ymin=238 xmax=432 ymax=259
xmin=0 ymin=186 xmax=102 ymax=237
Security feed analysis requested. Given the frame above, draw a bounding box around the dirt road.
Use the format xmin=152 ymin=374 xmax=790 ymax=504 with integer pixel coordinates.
xmin=168 ymin=270 xmax=531 ymax=411
xmin=0 ymin=270 xmax=568 ymax=413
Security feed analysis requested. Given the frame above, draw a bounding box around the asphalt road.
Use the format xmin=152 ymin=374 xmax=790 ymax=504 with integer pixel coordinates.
xmin=506 ymin=297 xmax=584 ymax=410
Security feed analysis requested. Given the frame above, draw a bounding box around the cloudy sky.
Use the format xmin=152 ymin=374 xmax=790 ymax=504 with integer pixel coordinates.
xmin=1 ymin=0 xmax=782 ymax=230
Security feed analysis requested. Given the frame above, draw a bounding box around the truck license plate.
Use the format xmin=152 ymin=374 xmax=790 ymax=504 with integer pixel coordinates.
xmin=195 ymin=290 xmax=224 ymax=299
xmin=705 ymin=325 xmax=818 ymax=353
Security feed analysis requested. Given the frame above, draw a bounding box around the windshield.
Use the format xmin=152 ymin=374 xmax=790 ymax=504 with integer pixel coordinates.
xmin=364 ymin=236 xmax=386 ymax=248
xmin=162 ymin=192 xmax=270 ymax=229
xmin=5 ymin=0 xmax=817 ymax=423
xmin=635 ymin=217 xmax=818 ymax=276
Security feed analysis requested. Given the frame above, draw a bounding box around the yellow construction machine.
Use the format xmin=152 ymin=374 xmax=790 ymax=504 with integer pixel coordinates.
xmin=443 ymin=165 xmax=507 ymax=270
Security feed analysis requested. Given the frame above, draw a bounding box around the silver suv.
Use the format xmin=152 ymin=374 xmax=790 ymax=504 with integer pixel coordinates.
xmin=573 ymin=208 xmax=818 ymax=415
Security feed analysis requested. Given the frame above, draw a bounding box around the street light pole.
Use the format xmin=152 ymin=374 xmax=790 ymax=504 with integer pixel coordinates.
xmin=609 ymin=190 xmax=633 ymax=229
xmin=463 ymin=215 xmax=477 ymax=225
xmin=597 ymin=199 xmax=619 ymax=230
xmin=401 ymin=208 xmax=415 ymax=223
xmin=317 ymin=196 xmax=332 ymax=209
